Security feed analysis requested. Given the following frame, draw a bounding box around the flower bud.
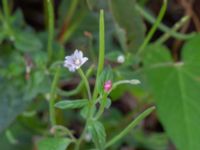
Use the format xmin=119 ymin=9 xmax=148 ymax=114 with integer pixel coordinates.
xmin=104 ymin=80 xmax=112 ymax=92
xmin=117 ymin=55 xmax=125 ymax=63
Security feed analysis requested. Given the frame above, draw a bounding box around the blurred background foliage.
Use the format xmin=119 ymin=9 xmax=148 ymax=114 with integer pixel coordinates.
xmin=0 ymin=0 xmax=200 ymax=150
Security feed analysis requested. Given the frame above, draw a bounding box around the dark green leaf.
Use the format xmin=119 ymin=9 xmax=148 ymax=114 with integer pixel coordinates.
xmin=14 ymin=31 xmax=42 ymax=52
xmin=0 ymin=45 xmax=50 ymax=132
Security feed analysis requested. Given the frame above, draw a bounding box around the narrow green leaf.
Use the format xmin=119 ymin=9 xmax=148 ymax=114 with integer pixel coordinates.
xmin=106 ymin=106 xmax=155 ymax=148
xmin=93 ymin=9 xmax=105 ymax=100
xmin=55 ymin=99 xmax=88 ymax=109
xmin=38 ymin=138 xmax=71 ymax=150
xmin=98 ymin=9 xmax=105 ymax=76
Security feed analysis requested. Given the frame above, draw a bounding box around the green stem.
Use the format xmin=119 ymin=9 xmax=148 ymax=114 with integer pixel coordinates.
xmin=58 ymin=65 xmax=94 ymax=97
xmin=95 ymin=94 xmax=107 ymax=120
xmin=156 ymin=16 xmax=190 ymax=44
xmin=76 ymin=10 xmax=105 ymax=150
xmin=58 ymin=0 xmax=80 ymax=43
xmin=136 ymin=0 xmax=167 ymax=56
xmin=75 ymin=68 xmax=94 ymax=150
xmin=46 ymin=0 xmax=54 ymax=62
xmin=49 ymin=67 xmax=61 ymax=126
xmin=0 ymin=10 xmax=3 ymax=21
xmin=52 ymin=125 xmax=76 ymax=141
xmin=2 ymin=0 xmax=13 ymax=36
xmin=77 ymin=68 xmax=92 ymax=100
xmin=2 ymin=0 xmax=10 ymax=25
xmin=66 ymin=0 xmax=79 ymax=22
xmin=106 ymin=79 xmax=140 ymax=95
xmin=75 ymin=101 xmax=93 ymax=150
xmin=74 ymin=122 xmax=88 ymax=150
xmin=61 ymin=14 xmax=84 ymax=43
xmin=93 ymin=9 xmax=105 ymax=101
xmin=5 ymin=130 xmax=18 ymax=145
xmin=105 ymin=106 xmax=155 ymax=148
xmin=135 ymin=3 xmax=194 ymax=40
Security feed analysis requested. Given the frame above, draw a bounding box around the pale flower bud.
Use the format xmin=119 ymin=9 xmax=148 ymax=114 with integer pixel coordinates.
xmin=117 ymin=55 xmax=125 ymax=63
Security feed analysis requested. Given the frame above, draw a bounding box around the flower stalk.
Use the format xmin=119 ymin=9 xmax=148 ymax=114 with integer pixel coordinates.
xmin=77 ymin=68 xmax=92 ymax=100
xmin=49 ymin=67 xmax=61 ymax=126
xmin=46 ymin=0 xmax=54 ymax=62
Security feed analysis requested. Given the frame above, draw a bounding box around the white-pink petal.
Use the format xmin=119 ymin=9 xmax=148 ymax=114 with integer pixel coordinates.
xmin=64 ymin=49 xmax=88 ymax=72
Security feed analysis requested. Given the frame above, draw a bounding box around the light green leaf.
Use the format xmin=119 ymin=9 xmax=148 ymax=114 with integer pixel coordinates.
xmin=109 ymin=0 xmax=145 ymax=52
xmin=55 ymin=99 xmax=88 ymax=109
xmin=88 ymin=121 xmax=106 ymax=150
xmin=144 ymin=35 xmax=200 ymax=150
xmin=38 ymin=138 xmax=71 ymax=150
xmin=80 ymin=104 xmax=96 ymax=119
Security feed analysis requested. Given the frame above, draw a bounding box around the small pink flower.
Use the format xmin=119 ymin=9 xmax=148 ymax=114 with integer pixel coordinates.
xmin=64 ymin=49 xmax=88 ymax=72
xmin=104 ymin=80 xmax=112 ymax=92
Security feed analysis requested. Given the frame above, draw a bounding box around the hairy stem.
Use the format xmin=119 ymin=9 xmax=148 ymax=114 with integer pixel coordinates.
xmin=49 ymin=67 xmax=61 ymax=126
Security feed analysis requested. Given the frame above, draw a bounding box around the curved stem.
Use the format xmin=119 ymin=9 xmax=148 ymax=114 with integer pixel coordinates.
xmin=135 ymin=3 xmax=195 ymax=40
xmin=156 ymin=16 xmax=190 ymax=44
xmin=136 ymin=0 xmax=167 ymax=56
xmin=58 ymin=65 xmax=94 ymax=97
xmin=95 ymin=94 xmax=107 ymax=120
xmin=77 ymin=68 xmax=92 ymax=100
xmin=75 ymin=68 xmax=94 ymax=150
xmin=58 ymin=0 xmax=80 ymax=43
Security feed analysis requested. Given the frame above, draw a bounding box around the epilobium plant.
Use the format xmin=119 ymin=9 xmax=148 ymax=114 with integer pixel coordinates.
xmin=50 ymin=10 xmax=155 ymax=150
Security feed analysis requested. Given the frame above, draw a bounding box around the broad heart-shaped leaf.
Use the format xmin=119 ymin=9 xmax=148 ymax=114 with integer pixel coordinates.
xmin=109 ymin=0 xmax=145 ymax=52
xmin=55 ymin=99 xmax=88 ymax=109
xmin=87 ymin=121 xmax=106 ymax=150
xmin=37 ymin=138 xmax=71 ymax=150
xmin=143 ymin=35 xmax=200 ymax=150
